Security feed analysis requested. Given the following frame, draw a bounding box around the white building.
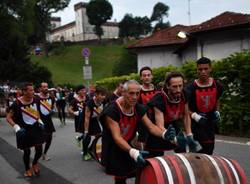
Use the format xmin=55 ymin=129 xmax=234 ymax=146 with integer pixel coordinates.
xmin=128 ymin=12 xmax=250 ymax=71
xmin=48 ymin=2 xmax=119 ymax=42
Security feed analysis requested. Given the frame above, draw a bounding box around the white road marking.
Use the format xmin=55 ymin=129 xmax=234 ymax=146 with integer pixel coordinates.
xmin=216 ymin=139 xmax=250 ymax=146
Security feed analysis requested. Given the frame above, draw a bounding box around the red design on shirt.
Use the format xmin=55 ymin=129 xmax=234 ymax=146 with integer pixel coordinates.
xmin=195 ymin=81 xmax=217 ymax=113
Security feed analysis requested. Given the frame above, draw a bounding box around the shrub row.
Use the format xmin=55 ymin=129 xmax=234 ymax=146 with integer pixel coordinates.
xmin=96 ymin=51 xmax=250 ymax=136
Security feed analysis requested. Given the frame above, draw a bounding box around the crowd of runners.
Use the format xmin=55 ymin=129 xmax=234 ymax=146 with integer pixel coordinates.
xmin=3 ymin=57 xmax=224 ymax=184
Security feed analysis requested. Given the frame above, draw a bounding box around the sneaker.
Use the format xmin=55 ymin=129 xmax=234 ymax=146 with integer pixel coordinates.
xmin=83 ymin=153 xmax=92 ymax=161
xmin=24 ymin=169 xmax=33 ymax=177
xmin=32 ymin=164 xmax=40 ymax=176
xmin=42 ymin=154 xmax=51 ymax=161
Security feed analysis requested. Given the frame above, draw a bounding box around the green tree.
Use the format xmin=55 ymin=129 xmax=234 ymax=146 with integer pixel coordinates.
xmin=150 ymin=2 xmax=170 ymax=32
xmin=112 ymin=48 xmax=137 ymax=76
xmin=119 ymin=14 xmax=135 ymax=38
xmin=133 ymin=16 xmax=152 ymax=38
xmin=0 ymin=0 xmax=52 ymax=84
xmin=28 ymin=0 xmax=70 ymax=55
xmin=119 ymin=14 xmax=151 ymax=38
xmin=86 ymin=0 xmax=113 ymax=40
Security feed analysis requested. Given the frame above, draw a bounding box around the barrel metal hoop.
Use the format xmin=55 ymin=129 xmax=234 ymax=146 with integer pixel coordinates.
xmin=204 ymin=154 xmax=225 ymax=184
xmin=165 ymin=155 xmax=184 ymax=184
xmin=156 ymin=157 xmax=174 ymax=184
xmin=221 ymin=157 xmax=240 ymax=184
xmin=214 ymin=156 xmax=234 ymax=184
xmin=229 ymin=159 xmax=248 ymax=184
xmin=176 ymin=154 xmax=196 ymax=184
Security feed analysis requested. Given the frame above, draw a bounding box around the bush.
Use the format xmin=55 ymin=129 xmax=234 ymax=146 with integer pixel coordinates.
xmin=112 ymin=48 xmax=137 ymax=76
xmin=97 ymin=51 xmax=250 ymax=136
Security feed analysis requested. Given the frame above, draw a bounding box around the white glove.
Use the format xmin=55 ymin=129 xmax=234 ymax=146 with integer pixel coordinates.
xmin=38 ymin=119 xmax=44 ymax=125
xmin=191 ymin=112 xmax=202 ymax=122
xmin=13 ymin=124 xmax=21 ymax=132
xmin=73 ymin=111 xmax=79 ymax=116
xmin=129 ymin=148 xmax=140 ymax=162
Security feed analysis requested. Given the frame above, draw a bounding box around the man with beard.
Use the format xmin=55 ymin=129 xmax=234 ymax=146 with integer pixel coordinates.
xmin=6 ymin=83 xmax=45 ymax=177
xmin=100 ymin=80 xmax=176 ymax=184
xmin=37 ymin=82 xmax=55 ymax=161
xmin=186 ymin=57 xmax=224 ymax=155
xmin=145 ymin=71 xmax=201 ymax=157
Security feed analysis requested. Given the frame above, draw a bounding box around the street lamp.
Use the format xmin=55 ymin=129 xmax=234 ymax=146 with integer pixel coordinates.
xmin=177 ymin=31 xmax=204 ymax=57
xmin=177 ymin=31 xmax=190 ymax=39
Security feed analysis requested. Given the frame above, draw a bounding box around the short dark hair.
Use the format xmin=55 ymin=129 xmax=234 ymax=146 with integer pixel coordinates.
xmin=139 ymin=66 xmax=152 ymax=76
xmin=75 ymin=85 xmax=86 ymax=93
xmin=95 ymin=86 xmax=107 ymax=95
xmin=21 ymin=82 xmax=33 ymax=91
xmin=40 ymin=82 xmax=48 ymax=88
xmin=197 ymin=57 xmax=211 ymax=65
xmin=117 ymin=80 xmax=127 ymax=86
xmin=163 ymin=71 xmax=184 ymax=92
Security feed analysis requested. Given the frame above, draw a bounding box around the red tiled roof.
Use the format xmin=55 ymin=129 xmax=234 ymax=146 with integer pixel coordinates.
xmin=128 ymin=11 xmax=250 ymax=49
xmin=191 ymin=11 xmax=250 ymax=33
xmin=128 ymin=25 xmax=195 ymax=48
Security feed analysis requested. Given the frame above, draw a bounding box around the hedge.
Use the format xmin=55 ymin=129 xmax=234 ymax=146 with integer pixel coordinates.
xmin=96 ymin=51 xmax=250 ymax=136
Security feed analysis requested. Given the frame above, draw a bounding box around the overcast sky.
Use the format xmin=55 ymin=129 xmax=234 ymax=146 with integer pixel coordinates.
xmin=53 ymin=0 xmax=250 ymax=26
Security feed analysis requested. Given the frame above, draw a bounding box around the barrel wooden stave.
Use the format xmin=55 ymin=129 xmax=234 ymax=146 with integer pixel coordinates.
xmin=137 ymin=153 xmax=247 ymax=184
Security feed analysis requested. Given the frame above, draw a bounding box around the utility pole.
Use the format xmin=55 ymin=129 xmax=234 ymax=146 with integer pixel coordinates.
xmin=188 ymin=0 xmax=191 ymax=25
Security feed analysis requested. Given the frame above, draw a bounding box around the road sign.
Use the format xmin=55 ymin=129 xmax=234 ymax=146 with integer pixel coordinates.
xmin=82 ymin=48 xmax=91 ymax=58
xmin=83 ymin=65 xmax=92 ymax=80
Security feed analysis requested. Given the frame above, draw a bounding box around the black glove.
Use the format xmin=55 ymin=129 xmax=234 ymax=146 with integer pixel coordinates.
xmin=13 ymin=124 xmax=26 ymax=138
xmin=49 ymin=109 xmax=55 ymax=116
xmin=37 ymin=119 xmax=45 ymax=130
xmin=211 ymin=111 xmax=221 ymax=124
xmin=175 ymin=132 xmax=187 ymax=149
xmin=191 ymin=112 xmax=207 ymax=126
xmin=129 ymin=148 xmax=149 ymax=167
xmin=163 ymin=124 xmax=176 ymax=141
xmin=186 ymin=134 xmax=202 ymax=152
xmin=17 ymin=128 xmax=26 ymax=139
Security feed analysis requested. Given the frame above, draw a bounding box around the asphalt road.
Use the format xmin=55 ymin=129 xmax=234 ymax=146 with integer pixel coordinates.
xmin=0 ymin=117 xmax=249 ymax=184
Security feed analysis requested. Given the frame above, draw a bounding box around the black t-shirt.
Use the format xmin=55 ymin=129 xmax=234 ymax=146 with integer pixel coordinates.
xmin=186 ymin=79 xmax=224 ymax=113
xmin=36 ymin=95 xmax=55 ymax=118
xmin=70 ymin=97 xmax=86 ymax=113
xmin=100 ymin=101 xmax=148 ymax=177
xmin=138 ymin=88 xmax=157 ymax=105
xmin=9 ymin=98 xmax=40 ymax=128
xmin=103 ymin=102 xmax=147 ymax=123
xmin=86 ymin=98 xmax=105 ymax=119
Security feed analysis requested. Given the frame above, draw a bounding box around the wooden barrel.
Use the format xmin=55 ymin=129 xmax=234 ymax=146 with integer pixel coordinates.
xmin=137 ymin=153 xmax=247 ymax=184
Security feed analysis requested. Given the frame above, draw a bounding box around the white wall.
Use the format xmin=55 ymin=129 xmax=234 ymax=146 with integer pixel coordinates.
xmin=181 ymin=42 xmax=197 ymax=63
xmin=50 ymin=26 xmax=76 ymax=42
xmin=203 ymin=37 xmax=250 ymax=60
xmin=137 ymin=47 xmax=181 ymax=71
xmin=48 ymin=4 xmax=119 ymax=42
xmin=180 ymin=29 xmax=250 ymax=62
